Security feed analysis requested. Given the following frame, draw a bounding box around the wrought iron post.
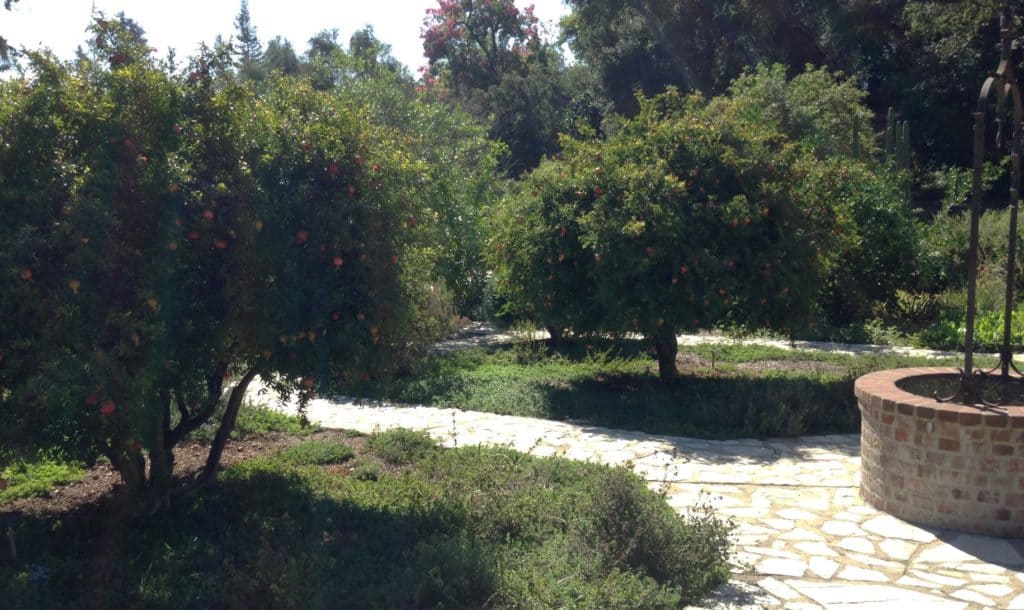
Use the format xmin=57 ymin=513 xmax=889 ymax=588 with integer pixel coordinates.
xmin=945 ymin=0 xmax=1024 ymax=405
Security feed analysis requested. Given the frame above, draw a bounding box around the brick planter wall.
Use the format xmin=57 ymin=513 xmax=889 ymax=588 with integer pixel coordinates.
xmin=855 ymin=368 xmax=1024 ymax=538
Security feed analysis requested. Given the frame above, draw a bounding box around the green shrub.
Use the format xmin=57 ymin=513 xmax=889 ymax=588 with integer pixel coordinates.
xmin=894 ymin=289 xmax=940 ymax=325
xmin=1 ymin=442 xmax=732 ymax=609
xmin=917 ymin=307 xmax=1024 ymax=352
xmin=273 ymin=440 xmax=354 ymax=466
xmin=366 ymin=428 xmax=438 ymax=465
xmin=584 ymin=468 xmax=731 ymax=599
xmin=0 ymin=457 xmax=86 ymax=504
xmin=351 ymin=458 xmax=381 ymax=481
xmin=918 ymin=165 xmax=1024 ymax=297
xmin=187 ymin=403 xmax=317 ymax=443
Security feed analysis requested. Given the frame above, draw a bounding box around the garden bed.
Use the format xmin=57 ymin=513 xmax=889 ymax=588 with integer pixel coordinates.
xmin=335 ymin=339 xmax=978 ymax=439
xmin=1 ymin=424 xmax=730 ymax=609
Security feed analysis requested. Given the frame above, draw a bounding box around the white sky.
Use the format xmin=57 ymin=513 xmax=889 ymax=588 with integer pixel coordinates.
xmin=3 ymin=0 xmax=570 ymax=72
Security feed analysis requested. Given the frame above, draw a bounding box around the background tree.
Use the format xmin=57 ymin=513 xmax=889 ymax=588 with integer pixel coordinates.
xmin=349 ymin=26 xmax=404 ymax=77
xmin=722 ymin=65 xmax=921 ymax=325
xmin=234 ymin=0 xmax=265 ymax=80
xmin=305 ymin=29 xmax=343 ymax=89
xmin=313 ymin=25 xmax=503 ymax=316
xmin=422 ymin=0 xmax=575 ymax=176
xmin=1 ymin=0 xmax=21 ymax=70
xmin=263 ymin=36 xmax=300 ymax=76
xmin=560 ymin=0 xmax=1005 ymax=172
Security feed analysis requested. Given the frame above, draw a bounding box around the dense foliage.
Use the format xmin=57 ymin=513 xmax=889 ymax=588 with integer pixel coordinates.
xmin=0 ymin=19 xmax=484 ymax=505
xmin=3 ymin=433 xmax=731 ymax=608
xmin=422 ymin=0 xmax=585 ymax=175
xmin=490 ymin=70 xmax=912 ymax=379
xmin=561 ymin=0 xmax=1005 ymax=170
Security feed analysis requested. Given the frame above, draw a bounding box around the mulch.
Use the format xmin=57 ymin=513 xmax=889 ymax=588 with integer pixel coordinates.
xmin=0 ymin=429 xmax=358 ymax=520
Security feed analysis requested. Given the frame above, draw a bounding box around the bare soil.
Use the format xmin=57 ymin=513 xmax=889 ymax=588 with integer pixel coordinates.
xmin=675 ymin=353 xmax=845 ymax=376
xmin=1 ymin=430 xmax=362 ymax=520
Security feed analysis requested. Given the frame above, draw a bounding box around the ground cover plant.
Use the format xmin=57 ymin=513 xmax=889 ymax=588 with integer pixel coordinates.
xmin=1 ymin=428 xmax=731 ymax=609
xmin=337 ymin=338 xmax=984 ymax=439
xmin=0 ymin=403 xmax=316 ymax=510
xmin=0 ymin=457 xmax=87 ymax=505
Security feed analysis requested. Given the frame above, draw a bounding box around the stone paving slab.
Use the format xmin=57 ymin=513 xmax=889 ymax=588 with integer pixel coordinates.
xmin=247 ymin=387 xmax=1024 ymax=609
xmin=437 ymin=321 xmax=1013 ymax=361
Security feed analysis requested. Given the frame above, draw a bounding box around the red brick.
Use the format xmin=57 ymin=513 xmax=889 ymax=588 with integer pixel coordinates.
xmin=916 ymin=405 xmax=936 ymax=419
xmin=939 ymin=421 xmax=964 ymax=436
xmin=959 ymin=411 xmax=982 ymax=426
xmin=984 ymin=412 xmax=1009 ymax=427
xmin=938 ymin=438 xmax=961 ymax=452
xmin=937 ymin=409 xmax=960 ymax=423
xmin=994 ymin=444 xmax=1015 ymax=456
xmin=991 ymin=429 xmax=1012 ymax=443
xmin=977 ymin=490 xmax=1001 ymax=504
xmin=927 ymin=451 xmax=946 ymax=466
xmin=895 ymin=429 xmax=909 ymax=442
xmin=910 ymin=493 xmax=934 ymax=511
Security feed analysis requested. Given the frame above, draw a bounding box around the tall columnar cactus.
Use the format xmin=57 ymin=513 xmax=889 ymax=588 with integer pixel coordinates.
xmin=884 ymin=107 xmax=912 ymax=205
xmin=885 ymin=107 xmax=912 ymax=171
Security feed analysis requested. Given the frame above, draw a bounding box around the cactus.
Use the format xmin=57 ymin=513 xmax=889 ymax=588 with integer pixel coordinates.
xmin=884 ymin=107 xmax=912 ymax=171
xmin=883 ymin=107 xmax=912 ymax=205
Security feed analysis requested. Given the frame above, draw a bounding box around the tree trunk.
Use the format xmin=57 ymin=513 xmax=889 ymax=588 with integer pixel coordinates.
xmin=146 ymin=397 xmax=174 ymax=511
xmin=203 ymin=369 xmax=258 ymax=481
xmin=546 ymin=326 xmax=563 ymax=346
xmin=654 ymin=326 xmax=678 ymax=383
xmin=106 ymin=446 xmax=147 ymax=495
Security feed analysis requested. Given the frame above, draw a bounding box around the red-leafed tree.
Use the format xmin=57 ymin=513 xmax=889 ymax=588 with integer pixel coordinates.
xmin=422 ymin=0 xmax=582 ymax=176
xmin=423 ymin=0 xmax=541 ymax=92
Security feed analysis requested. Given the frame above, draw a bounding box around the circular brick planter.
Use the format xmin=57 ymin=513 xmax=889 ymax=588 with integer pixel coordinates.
xmin=855 ymin=367 xmax=1024 ymax=538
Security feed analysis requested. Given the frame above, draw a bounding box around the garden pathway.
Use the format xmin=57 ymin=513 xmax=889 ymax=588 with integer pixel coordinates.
xmin=248 ymin=395 xmax=1024 ymax=610
xmin=437 ymin=320 xmax=997 ymax=360
xmin=247 ymin=327 xmax=1024 ymax=609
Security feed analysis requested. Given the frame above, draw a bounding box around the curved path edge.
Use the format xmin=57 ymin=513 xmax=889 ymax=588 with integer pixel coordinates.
xmin=435 ymin=321 xmax=1003 ymax=361
xmin=245 ymin=384 xmax=1024 ymax=610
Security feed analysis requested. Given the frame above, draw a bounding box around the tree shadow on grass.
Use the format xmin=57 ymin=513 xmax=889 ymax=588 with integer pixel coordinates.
xmin=537 ymin=373 xmax=860 ymax=443
xmin=2 ymin=468 xmax=497 ymax=610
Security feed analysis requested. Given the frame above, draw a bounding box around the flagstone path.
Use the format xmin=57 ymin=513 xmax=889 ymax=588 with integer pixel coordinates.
xmin=247 ymin=326 xmax=1024 ymax=609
